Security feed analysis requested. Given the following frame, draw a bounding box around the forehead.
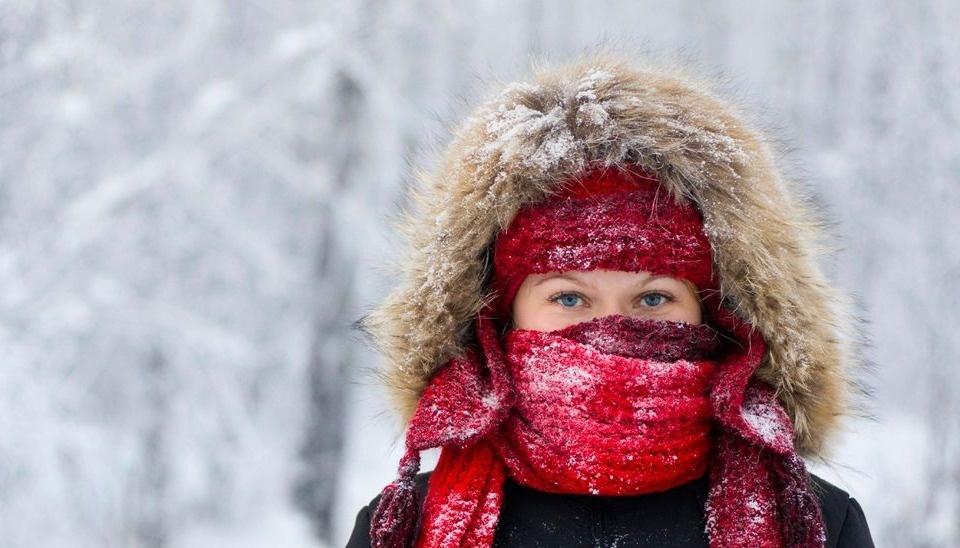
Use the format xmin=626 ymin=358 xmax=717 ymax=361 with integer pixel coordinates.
xmin=527 ymin=270 xmax=688 ymax=287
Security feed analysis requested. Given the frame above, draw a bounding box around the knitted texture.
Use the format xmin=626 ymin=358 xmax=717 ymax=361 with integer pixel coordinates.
xmin=494 ymin=314 xmax=721 ymax=495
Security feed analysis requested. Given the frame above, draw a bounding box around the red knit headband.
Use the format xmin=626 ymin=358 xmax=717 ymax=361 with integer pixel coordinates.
xmin=491 ymin=165 xmax=716 ymax=319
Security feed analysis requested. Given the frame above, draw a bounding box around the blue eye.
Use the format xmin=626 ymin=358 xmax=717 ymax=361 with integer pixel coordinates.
xmin=550 ymin=292 xmax=583 ymax=308
xmin=640 ymin=293 xmax=670 ymax=307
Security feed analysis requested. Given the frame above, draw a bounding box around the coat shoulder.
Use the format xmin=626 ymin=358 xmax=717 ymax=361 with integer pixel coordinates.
xmin=348 ymin=472 xmax=874 ymax=548
xmin=808 ymin=472 xmax=875 ymax=548
xmin=344 ymin=472 xmax=433 ymax=548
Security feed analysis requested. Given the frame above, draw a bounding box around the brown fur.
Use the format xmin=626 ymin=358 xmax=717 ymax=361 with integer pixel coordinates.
xmin=359 ymin=50 xmax=868 ymax=459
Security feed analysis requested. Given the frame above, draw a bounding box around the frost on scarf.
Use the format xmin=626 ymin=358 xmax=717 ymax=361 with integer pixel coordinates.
xmin=494 ymin=314 xmax=722 ymax=496
xmin=371 ymin=307 xmax=826 ymax=548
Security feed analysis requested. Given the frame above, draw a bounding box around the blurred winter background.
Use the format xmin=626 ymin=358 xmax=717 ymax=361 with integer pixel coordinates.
xmin=1 ymin=0 xmax=958 ymax=546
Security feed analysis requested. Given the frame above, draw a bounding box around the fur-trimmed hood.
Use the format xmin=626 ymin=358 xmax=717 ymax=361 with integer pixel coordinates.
xmin=360 ymin=52 xmax=868 ymax=459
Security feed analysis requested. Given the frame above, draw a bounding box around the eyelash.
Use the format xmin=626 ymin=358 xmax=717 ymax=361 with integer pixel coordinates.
xmin=639 ymin=291 xmax=675 ymax=307
xmin=547 ymin=292 xmax=585 ymax=307
xmin=547 ymin=291 xmax=676 ymax=308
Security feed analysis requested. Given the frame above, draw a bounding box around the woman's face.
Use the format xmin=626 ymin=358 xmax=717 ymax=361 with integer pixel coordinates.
xmin=511 ymin=269 xmax=703 ymax=331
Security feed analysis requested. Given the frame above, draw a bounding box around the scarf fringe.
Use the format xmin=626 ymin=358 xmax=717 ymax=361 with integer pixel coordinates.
xmin=773 ymin=454 xmax=828 ymax=546
xmin=370 ymin=448 xmax=422 ymax=548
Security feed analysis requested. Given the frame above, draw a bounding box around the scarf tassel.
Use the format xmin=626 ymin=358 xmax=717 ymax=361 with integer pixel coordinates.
xmin=772 ymin=453 xmax=828 ymax=546
xmin=370 ymin=447 xmax=422 ymax=548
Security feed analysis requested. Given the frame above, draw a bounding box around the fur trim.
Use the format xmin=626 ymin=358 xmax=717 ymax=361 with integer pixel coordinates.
xmin=359 ymin=51 xmax=867 ymax=459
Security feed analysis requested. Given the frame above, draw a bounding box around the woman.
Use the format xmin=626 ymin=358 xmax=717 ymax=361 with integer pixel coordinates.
xmin=348 ymin=53 xmax=874 ymax=547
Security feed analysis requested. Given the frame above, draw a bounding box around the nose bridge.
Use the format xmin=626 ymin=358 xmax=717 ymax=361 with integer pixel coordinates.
xmin=615 ymin=298 xmax=634 ymax=317
xmin=594 ymin=293 xmax=632 ymax=319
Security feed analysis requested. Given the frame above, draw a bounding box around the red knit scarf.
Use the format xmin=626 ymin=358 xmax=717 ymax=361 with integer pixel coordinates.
xmin=370 ymin=300 xmax=826 ymax=547
xmin=369 ymin=165 xmax=827 ymax=547
xmin=494 ymin=314 xmax=721 ymax=496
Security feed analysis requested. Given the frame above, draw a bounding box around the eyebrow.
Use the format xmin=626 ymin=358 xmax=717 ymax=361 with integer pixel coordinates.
xmin=533 ymin=273 xmax=594 ymax=288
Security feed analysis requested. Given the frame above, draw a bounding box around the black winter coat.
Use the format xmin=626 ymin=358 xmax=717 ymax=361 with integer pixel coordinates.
xmin=346 ymin=471 xmax=874 ymax=547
